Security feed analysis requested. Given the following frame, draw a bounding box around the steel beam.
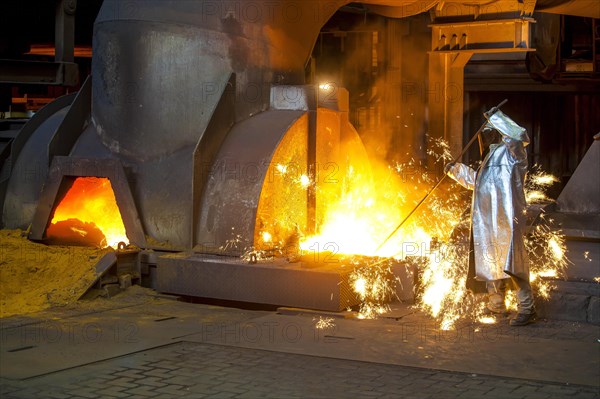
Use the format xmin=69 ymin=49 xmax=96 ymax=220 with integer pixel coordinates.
xmin=157 ymin=253 xmax=360 ymax=311
xmin=1 ymin=95 xmax=75 ymax=229
xmin=0 ymin=0 xmax=78 ymax=85
xmin=48 ymin=75 xmax=91 ymax=162
xmin=428 ymin=52 xmax=472 ymax=161
xmin=55 ymin=0 xmax=77 ymax=63
xmin=430 ymin=18 xmax=535 ymax=53
xmin=0 ymin=59 xmax=79 ymax=86
xmin=428 ymin=18 xmax=535 ymax=163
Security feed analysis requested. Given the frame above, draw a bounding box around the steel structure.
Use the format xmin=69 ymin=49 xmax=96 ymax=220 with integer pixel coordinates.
xmin=1 ymin=0 xmax=597 ymax=309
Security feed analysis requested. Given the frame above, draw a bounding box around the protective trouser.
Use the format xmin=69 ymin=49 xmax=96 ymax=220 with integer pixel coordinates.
xmin=486 ymin=277 xmax=534 ymax=314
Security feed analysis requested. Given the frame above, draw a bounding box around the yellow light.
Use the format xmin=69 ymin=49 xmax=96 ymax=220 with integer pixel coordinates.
xmin=353 ymin=277 xmax=367 ymax=299
xmin=548 ymin=235 xmax=564 ymax=261
xmin=526 ymin=190 xmax=547 ymax=203
xmin=533 ymin=174 xmax=559 ymax=186
xmin=538 ymin=269 xmax=558 ymax=278
xmin=299 ymin=174 xmax=311 ymax=188
xmin=50 ymin=177 xmax=128 ymax=248
xmin=276 ymin=164 xmax=288 ymax=174
xmin=293 ymin=138 xmax=567 ymax=329
xmin=314 ymin=317 xmax=335 ymax=330
xmin=504 ymin=290 xmax=518 ymax=311
xmin=261 ymin=231 xmax=272 ymax=243
xmin=319 ymin=83 xmax=332 ymax=90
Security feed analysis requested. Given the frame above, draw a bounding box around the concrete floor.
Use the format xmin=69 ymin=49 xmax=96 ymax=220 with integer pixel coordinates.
xmin=1 ymin=290 xmax=599 ymax=398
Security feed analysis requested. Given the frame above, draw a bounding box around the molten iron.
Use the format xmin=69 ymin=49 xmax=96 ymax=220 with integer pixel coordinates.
xmin=48 ymin=177 xmax=128 ymax=248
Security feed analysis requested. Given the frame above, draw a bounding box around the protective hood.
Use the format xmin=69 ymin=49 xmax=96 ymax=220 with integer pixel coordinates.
xmin=478 ymin=122 xmax=501 ymax=156
xmin=487 ymin=110 xmax=529 ymax=146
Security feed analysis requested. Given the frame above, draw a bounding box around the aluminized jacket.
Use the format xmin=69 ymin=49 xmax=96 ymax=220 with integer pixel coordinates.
xmin=447 ymin=111 xmax=530 ymax=281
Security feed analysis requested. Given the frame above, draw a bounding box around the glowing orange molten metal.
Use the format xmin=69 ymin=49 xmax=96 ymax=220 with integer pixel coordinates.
xmin=49 ymin=177 xmax=128 ymax=248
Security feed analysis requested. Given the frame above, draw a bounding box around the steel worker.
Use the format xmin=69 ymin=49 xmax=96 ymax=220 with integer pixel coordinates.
xmin=444 ymin=110 xmax=536 ymax=326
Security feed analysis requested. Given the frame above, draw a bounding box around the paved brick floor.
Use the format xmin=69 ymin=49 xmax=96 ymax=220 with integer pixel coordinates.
xmin=1 ymin=341 xmax=598 ymax=399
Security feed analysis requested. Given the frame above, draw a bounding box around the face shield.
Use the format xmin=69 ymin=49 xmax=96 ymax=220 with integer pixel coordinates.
xmin=478 ymin=123 xmax=501 ymax=157
xmin=487 ymin=110 xmax=529 ymax=145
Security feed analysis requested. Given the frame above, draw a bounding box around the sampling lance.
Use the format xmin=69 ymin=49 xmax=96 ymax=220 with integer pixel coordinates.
xmin=375 ymin=99 xmax=508 ymax=253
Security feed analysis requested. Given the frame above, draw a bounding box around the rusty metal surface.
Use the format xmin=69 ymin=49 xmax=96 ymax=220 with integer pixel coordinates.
xmin=74 ymin=0 xmax=347 ymax=248
xmin=253 ymin=113 xmax=309 ymax=251
xmin=95 ymin=0 xmax=339 ymax=88
xmin=157 ymin=253 xmax=360 ymax=311
xmin=3 ymin=80 xmax=90 ymax=229
xmin=192 ymin=74 xmax=237 ymax=248
xmin=48 ymin=75 xmax=92 ymax=161
xmin=194 ymin=83 xmax=367 ymax=254
xmin=28 ymin=156 xmax=146 ymax=248
xmin=84 ymin=0 xmax=285 ymax=248
xmin=196 ymin=110 xmax=306 ymax=253
xmin=91 ymin=21 xmax=231 ymax=161
xmin=1 ymin=99 xmax=73 ymax=229
xmin=557 ymin=136 xmax=600 ymax=214
xmin=86 ymin=4 xmax=239 ymax=247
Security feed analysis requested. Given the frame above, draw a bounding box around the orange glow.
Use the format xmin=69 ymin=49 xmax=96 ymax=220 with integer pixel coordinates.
xmin=49 ymin=177 xmax=128 ymax=248
xmin=300 ymin=154 xmax=462 ymax=259
xmin=27 ymin=44 xmax=92 ymax=58
xmin=297 ymin=127 xmax=566 ymax=327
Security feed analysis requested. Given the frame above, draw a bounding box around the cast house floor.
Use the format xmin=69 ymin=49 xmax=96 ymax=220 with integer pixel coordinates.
xmin=0 ymin=286 xmax=599 ymax=399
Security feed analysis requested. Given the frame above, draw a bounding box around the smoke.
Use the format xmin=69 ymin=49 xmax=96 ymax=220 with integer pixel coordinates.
xmin=314 ymin=12 xmax=432 ymax=166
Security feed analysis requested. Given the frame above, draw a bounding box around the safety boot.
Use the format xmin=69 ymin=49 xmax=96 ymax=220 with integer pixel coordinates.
xmin=509 ymin=311 xmax=537 ymax=326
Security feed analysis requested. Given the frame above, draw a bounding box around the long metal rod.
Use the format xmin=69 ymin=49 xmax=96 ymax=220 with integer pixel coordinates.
xmin=375 ymin=99 xmax=508 ymax=253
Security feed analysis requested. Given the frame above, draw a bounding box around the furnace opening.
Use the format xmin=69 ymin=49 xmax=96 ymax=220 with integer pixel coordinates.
xmin=46 ymin=177 xmax=129 ymax=248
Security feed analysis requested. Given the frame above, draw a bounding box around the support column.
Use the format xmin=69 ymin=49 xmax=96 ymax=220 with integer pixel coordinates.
xmin=427 ymin=17 xmax=535 ymax=164
xmin=55 ymin=0 xmax=77 ymax=63
xmin=428 ymin=51 xmax=472 ymax=165
xmin=307 ymin=108 xmax=317 ymax=235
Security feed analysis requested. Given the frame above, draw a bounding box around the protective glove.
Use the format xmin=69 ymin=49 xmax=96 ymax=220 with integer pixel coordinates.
xmin=482 ymin=121 xmax=494 ymax=133
xmin=444 ymin=162 xmax=455 ymax=175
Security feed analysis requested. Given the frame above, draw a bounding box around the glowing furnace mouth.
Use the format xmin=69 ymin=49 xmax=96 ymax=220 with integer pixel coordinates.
xmin=46 ymin=177 xmax=129 ymax=248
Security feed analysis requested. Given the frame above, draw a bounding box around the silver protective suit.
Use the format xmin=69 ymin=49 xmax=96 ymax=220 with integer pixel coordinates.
xmin=446 ymin=111 xmax=530 ymax=281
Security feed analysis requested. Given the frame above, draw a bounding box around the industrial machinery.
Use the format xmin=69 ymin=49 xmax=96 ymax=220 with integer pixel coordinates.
xmin=1 ymin=0 xmax=597 ymax=312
